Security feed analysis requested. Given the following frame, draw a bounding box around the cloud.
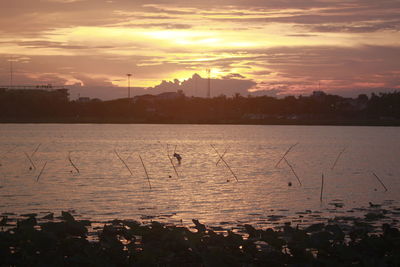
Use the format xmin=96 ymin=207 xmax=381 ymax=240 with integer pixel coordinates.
xmin=222 ymin=73 xmax=246 ymax=79
xmin=1 ymin=0 xmax=398 ymax=36
xmin=17 ymin=41 xmax=90 ymax=50
xmin=252 ymin=45 xmax=400 ymax=95
xmin=145 ymin=73 xmax=256 ymax=97
xmin=286 ymin=34 xmax=319 ymax=37
xmin=250 ymin=88 xmax=285 ymax=97
xmin=303 ymin=20 xmax=400 ymax=33
xmin=113 ymin=23 xmax=192 ymax=29
xmin=0 ymin=0 xmax=399 ymax=98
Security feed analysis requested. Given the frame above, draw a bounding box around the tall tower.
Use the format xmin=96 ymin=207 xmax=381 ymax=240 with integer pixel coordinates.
xmin=206 ymin=69 xmax=211 ymax=98
xmin=10 ymin=56 xmax=14 ymax=87
xmin=127 ymin=73 xmax=132 ymax=99
xmin=194 ymin=76 xmax=197 ymax=97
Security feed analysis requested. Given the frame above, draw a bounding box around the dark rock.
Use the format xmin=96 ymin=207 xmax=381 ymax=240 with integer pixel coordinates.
xmin=17 ymin=216 xmax=37 ymax=229
xmin=42 ymin=213 xmax=54 ymax=220
xmin=306 ymin=223 xmax=324 ymax=232
xmin=192 ymin=219 xmax=206 ymax=233
xmin=61 ymin=211 xmax=76 ymax=223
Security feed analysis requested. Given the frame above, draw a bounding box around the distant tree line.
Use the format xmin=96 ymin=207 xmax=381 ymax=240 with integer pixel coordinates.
xmin=1 ymin=87 xmax=399 ymax=125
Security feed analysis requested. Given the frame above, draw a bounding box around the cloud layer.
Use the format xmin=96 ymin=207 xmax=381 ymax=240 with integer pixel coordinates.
xmin=0 ymin=0 xmax=399 ymax=98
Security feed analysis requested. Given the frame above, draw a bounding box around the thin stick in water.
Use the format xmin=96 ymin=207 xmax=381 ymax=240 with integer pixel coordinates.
xmin=31 ymin=143 xmax=42 ymax=158
xmin=275 ymin=142 xmax=299 ymax=168
xmin=114 ymin=149 xmax=133 ymax=176
xmin=160 ymin=142 xmax=179 ymax=178
xmin=24 ymin=152 xmax=36 ymax=170
xmin=284 ymin=157 xmax=302 ymax=186
xmin=36 ymin=161 xmax=47 ymax=182
xmin=211 ymin=144 xmax=238 ymax=182
xmin=216 ymin=145 xmax=230 ymax=166
xmin=372 ymin=172 xmax=388 ymax=192
xmin=320 ymin=173 xmax=324 ymax=202
xmin=68 ymin=152 xmax=80 ymax=174
xmin=167 ymin=153 xmax=180 ymax=178
xmin=331 ymin=146 xmax=346 ymax=170
xmin=139 ymin=155 xmax=152 ymax=189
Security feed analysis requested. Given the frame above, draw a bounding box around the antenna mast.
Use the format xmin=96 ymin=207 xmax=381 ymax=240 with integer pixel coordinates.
xmin=206 ymin=69 xmax=211 ymax=98
xmin=194 ymin=75 xmax=197 ymax=97
xmin=10 ymin=56 xmax=13 ymax=87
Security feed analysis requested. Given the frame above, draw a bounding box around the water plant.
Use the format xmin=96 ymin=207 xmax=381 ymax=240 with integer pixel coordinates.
xmin=284 ymin=157 xmax=302 ymax=186
xmin=331 ymin=146 xmax=346 ymax=170
xmin=372 ymin=172 xmax=388 ymax=192
xmin=210 ymin=144 xmax=238 ymax=182
xmin=36 ymin=161 xmax=47 ymax=182
xmin=114 ymin=149 xmax=134 ymax=176
xmin=216 ymin=145 xmax=230 ymax=166
xmin=68 ymin=151 xmax=80 ymax=174
xmin=320 ymin=173 xmax=324 ymax=202
xmin=139 ymin=155 xmax=152 ymax=189
xmin=275 ymin=142 xmax=298 ymax=168
xmin=24 ymin=152 xmax=36 ymax=170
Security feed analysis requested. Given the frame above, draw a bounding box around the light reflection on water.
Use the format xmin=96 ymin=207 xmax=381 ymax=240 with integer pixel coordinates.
xmin=0 ymin=124 xmax=399 ymax=227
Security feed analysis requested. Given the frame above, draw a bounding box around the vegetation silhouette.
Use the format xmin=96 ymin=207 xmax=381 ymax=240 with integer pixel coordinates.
xmin=2 ymin=211 xmax=400 ymax=266
xmin=1 ymin=88 xmax=400 ymax=125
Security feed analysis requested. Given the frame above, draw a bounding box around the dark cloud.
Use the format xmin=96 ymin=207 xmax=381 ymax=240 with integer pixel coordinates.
xmin=17 ymin=41 xmax=89 ymax=50
xmin=286 ymin=34 xmax=319 ymax=37
xmin=251 ymin=70 xmax=272 ymax=76
xmin=1 ymin=0 xmax=399 ymax=36
xmin=113 ymin=23 xmax=192 ymax=29
xmin=14 ymin=40 xmax=141 ymax=51
xmin=210 ymin=13 xmax=400 ymax=29
xmin=308 ymin=22 xmax=400 ymax=33
xmin=222 ymin=73 xmax=246 ymax=79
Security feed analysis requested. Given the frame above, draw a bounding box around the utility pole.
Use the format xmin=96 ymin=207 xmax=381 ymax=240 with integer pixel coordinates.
xmin=127 ymin=73 xmax=132 ymax=99
xmin=206 ymin=69 xmax=211 ymax=98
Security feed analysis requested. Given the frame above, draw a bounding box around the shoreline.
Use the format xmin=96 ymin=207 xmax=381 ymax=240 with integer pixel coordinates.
xmin=1 ymin=118 xmax=400 ymax=126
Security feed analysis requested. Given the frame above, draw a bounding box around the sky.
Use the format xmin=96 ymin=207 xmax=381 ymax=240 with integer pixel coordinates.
xmin=0 ymin=0 xmax=399 ymax=99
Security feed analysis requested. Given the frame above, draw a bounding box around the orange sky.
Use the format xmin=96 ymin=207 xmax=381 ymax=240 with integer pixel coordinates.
xmin=0 ymin=0 xmax=399 ymax=98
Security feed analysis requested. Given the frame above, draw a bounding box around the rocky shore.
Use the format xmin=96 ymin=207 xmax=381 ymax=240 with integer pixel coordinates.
xmin=1 ymin=207 xmax=400 ymax=266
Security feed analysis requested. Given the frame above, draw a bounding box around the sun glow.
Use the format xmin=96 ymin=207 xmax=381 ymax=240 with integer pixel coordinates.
xmin=2 ymin=0 xmax=399 ymax=95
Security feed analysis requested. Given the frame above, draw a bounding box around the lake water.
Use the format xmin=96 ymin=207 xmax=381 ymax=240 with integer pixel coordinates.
xmin=0 ymin=124 xmax=399 ymax=228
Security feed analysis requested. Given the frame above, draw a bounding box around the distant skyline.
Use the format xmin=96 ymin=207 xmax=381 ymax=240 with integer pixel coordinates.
xmin=0 ymin=0 xmax=399 ymax=99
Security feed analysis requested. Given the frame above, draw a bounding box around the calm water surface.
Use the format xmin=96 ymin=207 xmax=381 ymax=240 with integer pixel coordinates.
xmin=0 ymin=124 xmax=399 ymax=227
